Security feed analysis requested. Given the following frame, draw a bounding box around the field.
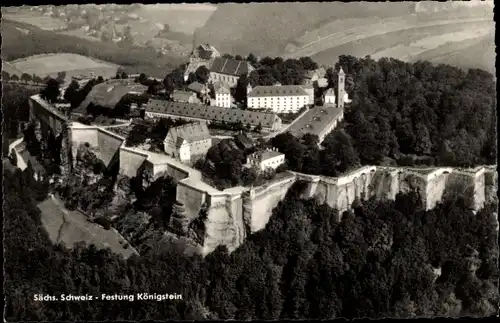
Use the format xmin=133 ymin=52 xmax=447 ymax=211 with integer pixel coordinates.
xmin=1 ymin=19 xmax=183 ymax=78
xmin=9 ymin=53 xmax=121 ymax=80
xmin=307 ymin=19 xmax=494 ymax=74
xmin=2 ymin=12 xmax=67 ymax=31
xmin=38 ymin=195 xmax=137 ymax=259
xmin=133 ymin=4 xmax=217 ymax=35
xmin=2 ymin=61 xmax=25 ymax=77
xmin=287 ymin=18 xmax=492 ymax=59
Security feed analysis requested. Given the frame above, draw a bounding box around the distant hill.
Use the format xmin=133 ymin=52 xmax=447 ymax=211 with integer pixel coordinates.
xmin=195 ymin=2 xmax=415 ymax=57
xmin=133 ymin=4 xmax=217 ymax=35
xmin=2 ymin=61 xmax=25 ymax=77
xmin=196 ymin=1 xmax=494 ymax=74
xmin=1 ymin=19 xmax=184 ymax=78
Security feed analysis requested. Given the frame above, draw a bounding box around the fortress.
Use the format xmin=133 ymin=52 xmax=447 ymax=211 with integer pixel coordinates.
xmin=29 ymin=94 xmax=498 ymax=256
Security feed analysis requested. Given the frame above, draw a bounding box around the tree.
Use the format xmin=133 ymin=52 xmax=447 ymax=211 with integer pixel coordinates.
xmin=20 ymin=73 xmax=32 ymax=83
xmin=10 ymin=74 xmax=19 ymax=82
xmin=414 ymin=123 xmax=432 ymax=156
xmin=235 ymin=55 xmax=243 ymax=61
xmin=56 ymin=71 xmax=66 ymax=84
xmin=222 ymin=53 xmax=234 ymax=59
xmin=32 ymin=75 xmax=43 ymax=84
xmin=299 ymin=56 xmax=318 ymax=70
xmin=121 ymin=71 xmax=128 ymax=79
xmin=195 ymin=66 xmax=210 ymax=84
xmin=163 ymin=76 xmax=175 ymax=99
xmin=40 ymin=78 xmax=61 ymax=103
xmin=2 ymin=71 xmax=11 ymax=82
xmin=64 ymin=80 xmax=81 ymax=107
xmin=247 ymin=53 xmax=258 ymax=66
xmin=138 ymin=73 xmax=147 ymax=84
xmin=96 ymin=76 xmax=104 ymax=84
xmin=234 ymin=74 xmax=249 ymax=103
xmin=9 ymin=148 xmax=18 ymax=166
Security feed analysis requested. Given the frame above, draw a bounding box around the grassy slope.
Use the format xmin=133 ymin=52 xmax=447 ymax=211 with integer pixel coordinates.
xmin=309 ymin=20 xmax=495 ymax=73
xmin=1 ymin=19 xmax=184 ymax=78
xmin=133 ymin=4 xmax=216 ymax=35
xmin=195 ymin=2 xmax=414 ymax=57
xmin=415 ymin=33 xmax=495 ymax=74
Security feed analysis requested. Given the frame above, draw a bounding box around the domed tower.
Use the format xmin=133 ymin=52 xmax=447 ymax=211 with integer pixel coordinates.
xmin=337 ymin=67 xmax=346 ymax=110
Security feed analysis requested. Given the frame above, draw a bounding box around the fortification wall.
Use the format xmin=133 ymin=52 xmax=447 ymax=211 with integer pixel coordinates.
xmin=202 ymin=194 xmax=245 ymax=255
xmin=119 ymin=147 xmax=148 ymax=178
xmin=71 ymin=127 xmax=100 ymax=148
xmin=176 ymin=182 xmax=207 ymax=223
xmin=167 ymin=163 xmax=191 ymax=181
xmin=485 ymin=168 xmax=498 ymax=203
xmin=244 ymin=174 xmax=297 ymax=232
xmin=96 ymin=129 xmax=125 ymax=167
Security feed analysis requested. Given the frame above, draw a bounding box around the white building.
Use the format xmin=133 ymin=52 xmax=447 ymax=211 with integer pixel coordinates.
xmin=245 ymin=148 xmax=285 ymax=172
xmin=324 ymin=88 xmax=336 ymax=105
xmin=247 ymin=85 xmax=311 ymax=113
xmin=163 ymin=122 xmax=212 ymax=164
xmin=210 ymin=82 xmax=233 ymax=108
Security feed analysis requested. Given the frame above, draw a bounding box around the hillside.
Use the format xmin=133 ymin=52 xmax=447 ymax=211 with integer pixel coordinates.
xmin=133 ymin=4 xmax=216 ymax=35
xmin=196 ymin=2 xmax=494 ymax=73
xmin=2 ymin=62 xmax=25 ymax=77
xmin=1 ymin=19 xmax=184 ymax=78
xmin=195 ymin=2 xmax=415 ymax=57
xmin=308 ymin=19 xmax=494 ymax=74
xmin=7 ymin=53 xmax=120 ymax=80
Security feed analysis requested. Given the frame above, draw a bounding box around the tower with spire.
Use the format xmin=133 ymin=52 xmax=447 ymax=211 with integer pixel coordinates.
xmin=337 ymin=66 xmax=345 ymax=110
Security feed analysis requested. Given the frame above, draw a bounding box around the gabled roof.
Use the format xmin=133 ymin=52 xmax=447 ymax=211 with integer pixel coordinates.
xmin=248 ymin=85 xmax=308 ymax=98
xmin=172 ymin=90 xmax=194 ymax=102
xmin=187 ymin=81 xmax=206 ymax=93
xmin=235 ymin=132 xmax=255 ymax=148
xmin=210 ymin=57 xmax=254 ymax=76
xmin=192 ymin=43 xmax=220 ymax=60
xmin=213 ymin=81 xmax=231 ymax=94
xmin=249 ymin=149 xmax=283 ymax=163
xmin=324 ymin=88 xmax=336 ymax=96
xmin=166 ymin=122 xmax=211 ymax=146
xmin=303 ymin=67 xmax=327 ymax=79
xmin=77 ymin=80 xmax=140 ymax=111
xmin=287 ymin=106 xmax=343 ymax=140
xmin=146 ymin=99 xmax=280 ymax=129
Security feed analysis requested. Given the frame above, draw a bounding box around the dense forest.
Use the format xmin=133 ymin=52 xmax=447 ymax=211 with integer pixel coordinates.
xmin=2 ymin=83 xmax=40 ymax=140
xmin=267 ymin=55 xmax=496 ymax=176
xmin=333 ymin=55 xmax=496 ymax=168
xmin=4 ymin=166 xmax=499 ymax=320
xmin=2 ymin=19 xmax=183 ymax=77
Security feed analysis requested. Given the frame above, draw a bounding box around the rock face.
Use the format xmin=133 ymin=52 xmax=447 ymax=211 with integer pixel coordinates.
xmin=173 ymin=166 xmax=496 ymax=256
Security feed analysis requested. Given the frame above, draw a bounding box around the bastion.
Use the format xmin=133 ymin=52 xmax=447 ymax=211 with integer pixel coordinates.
xmin=65 ymin=122 xmax=497 ymax=256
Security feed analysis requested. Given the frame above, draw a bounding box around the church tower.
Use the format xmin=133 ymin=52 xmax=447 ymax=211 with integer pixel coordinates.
xmin=337 ymin=67 xmax=345 ymax=110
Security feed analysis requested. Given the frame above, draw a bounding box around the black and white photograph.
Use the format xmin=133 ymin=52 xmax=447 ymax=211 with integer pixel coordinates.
xmin=2 ymin=1 xmax=498 ymax=321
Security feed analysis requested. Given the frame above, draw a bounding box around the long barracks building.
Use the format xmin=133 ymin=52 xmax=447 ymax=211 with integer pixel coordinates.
xmin=145 ymin=99 xmax=282 ymax=131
